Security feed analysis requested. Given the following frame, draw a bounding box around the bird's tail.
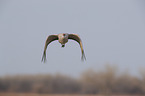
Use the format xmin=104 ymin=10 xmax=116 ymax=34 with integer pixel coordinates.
xmin=41 ymin=51 xmax=46 ymax=62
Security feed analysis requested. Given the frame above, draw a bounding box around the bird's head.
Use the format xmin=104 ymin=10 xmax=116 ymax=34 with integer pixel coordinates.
xmin=63 ymin=33 xmax=66 ymax=36
xmin=62 ymin=33 xmax=69 ymax=38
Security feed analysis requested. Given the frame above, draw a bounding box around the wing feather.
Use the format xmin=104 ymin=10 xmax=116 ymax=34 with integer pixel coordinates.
xmin=68 ymin=34 xmax=86 ymax=61
xmin=42 ymin=35 xmax=58 ymax=62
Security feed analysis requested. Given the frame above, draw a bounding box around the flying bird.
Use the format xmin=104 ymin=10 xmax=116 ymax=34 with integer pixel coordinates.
xmin=41 ymin=33 xmax=86 ymax=62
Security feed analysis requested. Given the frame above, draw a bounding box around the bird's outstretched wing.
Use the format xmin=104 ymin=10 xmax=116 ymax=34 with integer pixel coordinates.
xmin=42 ymin=35 xmax=58 ymax=62
xmin=68 ymin=34 xmax=86 ymax=61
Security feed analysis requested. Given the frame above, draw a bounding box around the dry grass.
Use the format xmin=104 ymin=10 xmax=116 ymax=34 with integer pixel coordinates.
xmin=0 ymin=93 xmax=142 ymax=96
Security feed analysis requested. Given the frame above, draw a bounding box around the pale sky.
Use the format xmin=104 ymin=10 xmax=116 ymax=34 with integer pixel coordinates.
xmin=0 ymin=0 xmax=145 ymax=77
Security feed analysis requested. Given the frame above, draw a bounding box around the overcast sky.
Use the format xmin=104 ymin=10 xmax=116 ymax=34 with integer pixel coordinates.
xmin=0 ymin=0 xmax=145 ymax=77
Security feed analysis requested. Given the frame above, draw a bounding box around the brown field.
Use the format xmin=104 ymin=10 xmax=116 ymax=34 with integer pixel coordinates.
xmin=0 ymin=93 xmax=98 ymax=96
xmin=0 ymin=93 xmax=142 ymax=96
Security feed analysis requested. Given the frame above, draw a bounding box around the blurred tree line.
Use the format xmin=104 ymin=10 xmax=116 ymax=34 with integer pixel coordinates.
xmin=0 ymin=65 xmax=145 ymax=95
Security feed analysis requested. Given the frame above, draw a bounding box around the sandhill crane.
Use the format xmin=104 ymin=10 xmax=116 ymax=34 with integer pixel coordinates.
xmin=41 ymin=33 xmax=86 ymax=62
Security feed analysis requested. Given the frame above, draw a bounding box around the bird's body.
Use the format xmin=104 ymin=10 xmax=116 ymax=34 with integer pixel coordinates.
xmin=58 ymin=33 xmax=69 ymax=47
xmin=41 ymin=33 xmax=86 ymax=62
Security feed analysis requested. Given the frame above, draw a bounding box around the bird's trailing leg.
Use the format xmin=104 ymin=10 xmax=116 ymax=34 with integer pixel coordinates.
xmin=61 ymin=44 xmax=65 ymax=48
